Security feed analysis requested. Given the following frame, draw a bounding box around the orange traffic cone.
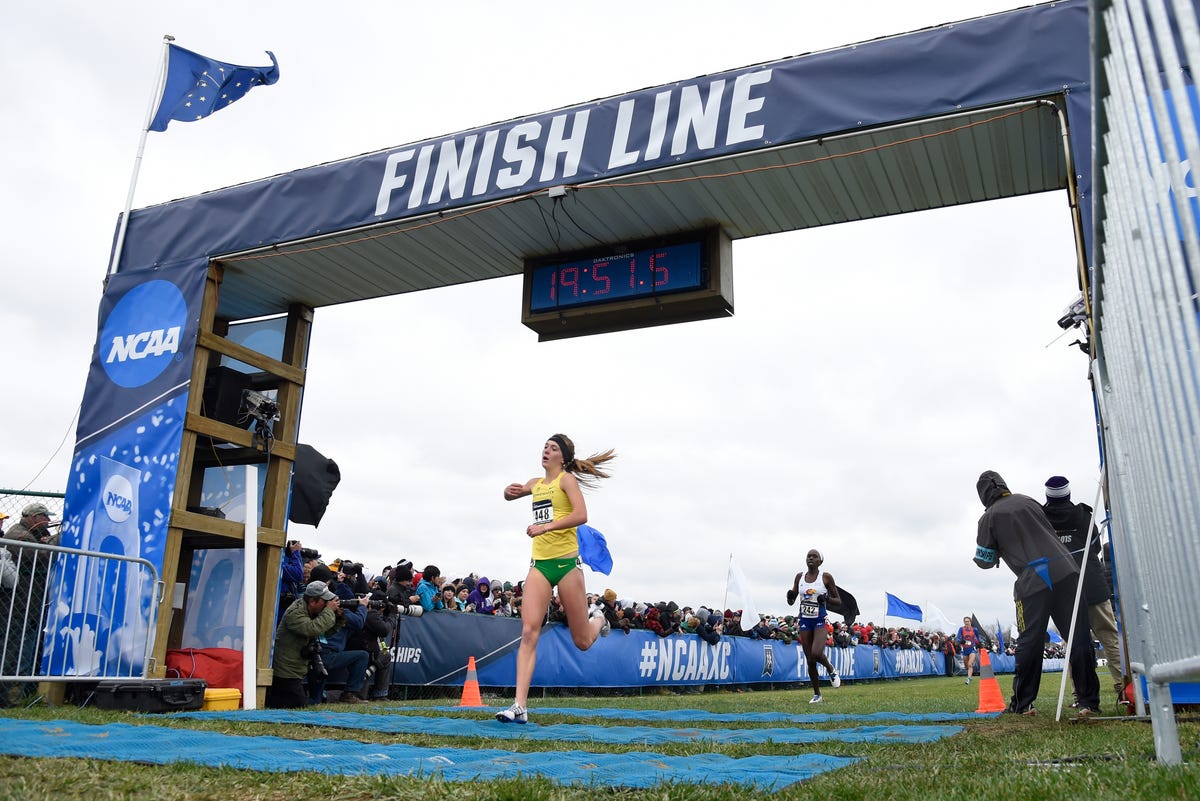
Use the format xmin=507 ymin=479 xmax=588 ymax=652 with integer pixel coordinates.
xmin=974 ymin=649 xmax=1006 ymax=713
xmin=458 ymin=656 xmax=483 ymax=707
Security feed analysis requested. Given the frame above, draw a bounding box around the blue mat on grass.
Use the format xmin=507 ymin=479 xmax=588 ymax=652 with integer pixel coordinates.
xmin=385 ymin=705 xmax=993 ymax=723
xmin=0 ymin=718 xmax=855 ymax=791
xmin=182 ymin=709 xmax=963 ymax=745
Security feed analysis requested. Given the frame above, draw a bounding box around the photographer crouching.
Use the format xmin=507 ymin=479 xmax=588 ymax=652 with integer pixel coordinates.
xmin=303 ymin=564 xmax=373 ymax=704
xmin=265 ymin=580 xmax=341 ymax=709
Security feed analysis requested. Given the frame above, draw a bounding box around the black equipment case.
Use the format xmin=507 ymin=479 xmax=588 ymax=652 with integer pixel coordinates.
xmin=91 ymin=678 xmax=207 ymax=712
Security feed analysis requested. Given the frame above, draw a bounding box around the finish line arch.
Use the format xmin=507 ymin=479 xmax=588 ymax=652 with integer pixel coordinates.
xmin=59 ymin=1 xmax=1095 ymax=702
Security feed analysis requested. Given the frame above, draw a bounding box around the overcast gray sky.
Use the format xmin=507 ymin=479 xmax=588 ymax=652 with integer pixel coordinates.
xmin=1 ymin=1 xmax=1101 ymax=630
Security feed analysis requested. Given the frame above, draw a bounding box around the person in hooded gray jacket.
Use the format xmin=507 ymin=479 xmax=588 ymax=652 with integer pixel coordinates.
xmin=973 ymin=470 xmax=1100 ymax=717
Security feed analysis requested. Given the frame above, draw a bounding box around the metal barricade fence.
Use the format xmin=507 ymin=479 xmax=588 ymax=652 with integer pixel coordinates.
xmin=1093 ymin=0 xmax=1200 ymax=764
xmin=1 ymin=539 xmax=161 ymax=699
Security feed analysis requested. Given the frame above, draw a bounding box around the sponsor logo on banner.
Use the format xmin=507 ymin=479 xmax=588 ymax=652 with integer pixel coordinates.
xmin=100 ymin=280 xmax=188 ymax=388
xmin=102 ymin=472 xmax=135 ymax=523
xmin=392 ymin=646 xmax=423 ymax=664
xmin=636 ymin=637 xmax=733 ymax=682
xmin=893 ymin=649 xmax=928 ymax=675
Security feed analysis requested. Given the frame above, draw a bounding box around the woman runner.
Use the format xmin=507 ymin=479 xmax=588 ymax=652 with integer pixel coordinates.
xmin=495 ymin=434 xmax=616 ymax=723
xmin=957 ymin=615 xmax=981 ymax=684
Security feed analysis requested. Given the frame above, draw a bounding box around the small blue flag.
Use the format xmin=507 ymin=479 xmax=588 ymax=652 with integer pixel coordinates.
xmin=885 ymin=592 xmax=923 ymax=621
xmin=576 ymin=525 xmax=613 ymax=575
xmin=1027 ymin=557 xmax=1053 ymax=590
xmin=149 ymin=44 xmax=279 ymax=132
xmin=996 ymin=620 xmax=1005 ymax=652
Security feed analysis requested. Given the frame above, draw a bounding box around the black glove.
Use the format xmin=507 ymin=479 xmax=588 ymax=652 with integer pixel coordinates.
xmin=786 ymin=589 xmax=798 ymax=606
xmin=817 ymin=593 xmax=829 ymax=604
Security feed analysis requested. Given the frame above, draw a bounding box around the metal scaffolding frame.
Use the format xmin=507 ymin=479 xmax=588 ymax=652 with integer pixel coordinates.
xmin=1093 ymin=0 xmax=1200 ymax=765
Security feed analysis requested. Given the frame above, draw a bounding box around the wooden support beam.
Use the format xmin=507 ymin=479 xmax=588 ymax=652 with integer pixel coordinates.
xmin=197 ymin=329 xmax=306 ymax=386
xmin=152 ymin=264 xmax=223 ymax=674
xmin=167 ymin=508 xmax=286 ymax=546
xmin=166 ymin=540 xmax=195 ymax=651
xmin=184 ymin=412 xmax=296 ymax=462
xmin=256 ymin=304 xmax=314 ymax=700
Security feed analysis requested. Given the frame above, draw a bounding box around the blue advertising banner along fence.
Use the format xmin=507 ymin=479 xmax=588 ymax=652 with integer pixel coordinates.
xmin=390 ymin=613 xmax=1018 ymax=688
xmin=114 ymin=1 xmax=1092 ymax=275
xmin=48 ymin=258 xmax=210 ymax=675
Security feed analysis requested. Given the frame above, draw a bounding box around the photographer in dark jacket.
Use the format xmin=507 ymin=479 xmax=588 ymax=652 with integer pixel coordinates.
xmin=305 ymin=564 xmax=371 ymax=704
xmin=338 ymin=560 xmax=371 ymax=596
xmin=347 ymin=591 xmax=397 ymax=700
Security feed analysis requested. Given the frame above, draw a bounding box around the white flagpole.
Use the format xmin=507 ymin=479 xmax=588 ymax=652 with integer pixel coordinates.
xmin=722 ymin=553 xmax=731 ymax=613
xmin=1054 ymin=468 xmax=1105 ymax=721
xmin=107 ymin=34 xmax=174 ymax=278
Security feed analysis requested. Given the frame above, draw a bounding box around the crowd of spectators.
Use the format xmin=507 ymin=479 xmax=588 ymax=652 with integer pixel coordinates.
xmin=272 ymin=543 xmax=1058 ymax=706
xmin=278 ymin=545 xmax=1033 ymax=655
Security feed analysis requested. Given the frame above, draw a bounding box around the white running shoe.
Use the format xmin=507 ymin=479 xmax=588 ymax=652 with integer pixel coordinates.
xmin=830 ymin=672 xmax=841 ymax=689
xmin=495 ymin=703 xmax=528 ymax=724
xmin=590 ymin=605 xmax=611 ymax=637
xmin=809 ymin=694 xmax=824 ymax=704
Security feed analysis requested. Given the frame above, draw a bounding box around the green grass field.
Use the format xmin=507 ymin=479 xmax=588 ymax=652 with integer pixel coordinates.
xmin=0 ymin=675 xmax=1196 ymax=800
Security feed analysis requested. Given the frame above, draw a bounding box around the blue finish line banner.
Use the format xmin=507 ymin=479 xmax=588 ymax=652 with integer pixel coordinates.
xmin=391 ymin=613 xmax=1020 ymax=688
xmin=117 ymin=1 xmax=1093 ymax=274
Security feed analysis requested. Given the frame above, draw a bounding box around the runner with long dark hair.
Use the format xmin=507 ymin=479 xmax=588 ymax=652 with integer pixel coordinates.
xmin=495 ymin=434 xmax=616 ymax=723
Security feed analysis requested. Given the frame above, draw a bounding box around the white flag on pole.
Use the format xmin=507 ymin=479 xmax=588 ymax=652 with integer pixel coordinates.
xmin=923 ymin=602 xmax=955 ymax=634
xmin=726 ymin=555 xmax=760 ymax=625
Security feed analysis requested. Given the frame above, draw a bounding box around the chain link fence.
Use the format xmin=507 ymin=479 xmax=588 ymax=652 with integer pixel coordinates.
xmin=0 ymin=489 xmax=65 ymax=531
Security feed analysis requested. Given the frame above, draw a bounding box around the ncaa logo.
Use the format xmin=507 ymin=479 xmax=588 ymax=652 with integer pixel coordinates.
xmin=102 ymin=473 xmax=134 ymax=523
xmin=100 ymin=280 xmax=188 ymax=388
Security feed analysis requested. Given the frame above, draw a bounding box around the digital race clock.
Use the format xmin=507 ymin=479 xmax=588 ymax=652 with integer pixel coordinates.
xmin=521 ymin=227 xmax=733 ymax=341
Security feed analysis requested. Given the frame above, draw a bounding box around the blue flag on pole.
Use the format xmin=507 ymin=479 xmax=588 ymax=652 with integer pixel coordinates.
xmin=149 ymin=44 xmax=279 ymax=132
xmin=576 ymin=525 xmax=613 ymax=575
xmin=885 ymin=592 xmax=923 ymax=621
xmin=995 ymin=620 xmax=1005 ymax=652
